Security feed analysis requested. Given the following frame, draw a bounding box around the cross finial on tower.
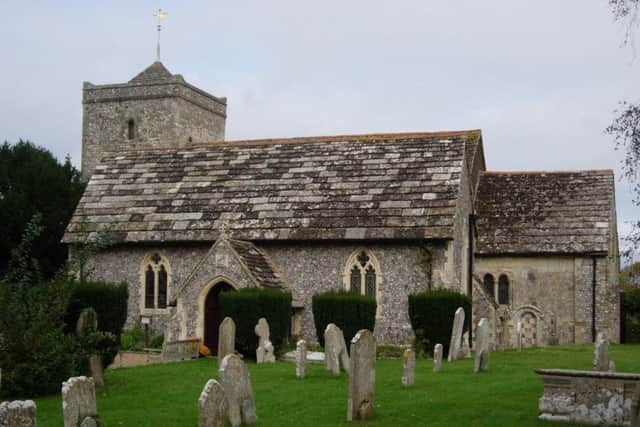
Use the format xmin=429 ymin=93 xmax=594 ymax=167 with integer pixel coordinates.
xmin=154 ymin=8 xmax=168 ymax=61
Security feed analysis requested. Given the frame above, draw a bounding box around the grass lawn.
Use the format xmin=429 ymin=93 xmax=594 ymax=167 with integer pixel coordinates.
xmin=32 ymin=344 xmax=640 ymax=427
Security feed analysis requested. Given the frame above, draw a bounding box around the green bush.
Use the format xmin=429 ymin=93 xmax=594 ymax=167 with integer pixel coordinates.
xmin=65 ymin=281 xmax=128 ymax=365
xmin=623 ymin=287 xmax=640 ymax=343
xmin=219 ymin=288 xmax=292 ymax=359
xmin=312 ymin=290 xmax=377 ymax=349
xmin=408 ymin=289 xmax=471 ymax=357
xmin=120 ymin=325 xmax=145 ymax=351
xmin=0 ymin=281 xmax=75 ymax=397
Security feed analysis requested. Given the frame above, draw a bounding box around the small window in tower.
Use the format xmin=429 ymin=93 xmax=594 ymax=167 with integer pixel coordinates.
xmin=127 ymin=119 xmax=135 ymax=140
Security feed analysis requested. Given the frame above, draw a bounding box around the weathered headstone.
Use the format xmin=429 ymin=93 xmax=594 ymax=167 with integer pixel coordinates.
xmin=593 ymin=332 xmax=612 ymax=372
xmin=0 ymin=400 xmax=37 ymax=427
xmin=218 ymin=354 xmax=257 ymax=426
xmin=474 ymin=318 xmax=490 ymax=373
xmin=296 ymin=339 xmax=307 ymax=379
xmin=324 ymin=323 xmax=350 ymax=375
xmin=447 ymin=307 xmax=465 ymax=362
xmin=198 ymin=379 xmax=227 ymax=427
xmin=254 ymin=318 xmax=275 ymax=364
xmin=516 ymin=321 xmax=523 ymax=351
xmin=401 ymin=348 xmax=415 ymax=387
xmin=62 ymin=376 xmax=98 ymax=427
xmin=218 ymin=317 xmax=236 ymax=361
xmin=460 ymin=331 xmax=471 ymax=358
xmin=347 ymin=329 xmax=376 ymax=422
xmin=88 ymin=355 xmax=104 ymax=389
xmin=76 ymin=308 xmax=98 ymax=336
xmin=433 ymin=343 xmax=443 ymax=373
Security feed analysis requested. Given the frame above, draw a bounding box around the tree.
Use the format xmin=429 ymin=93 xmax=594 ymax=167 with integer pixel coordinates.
xmin=0 ymin=140 xmax=85 ymax=279
xmin=607 ymin=0 xmax=640 ymax=258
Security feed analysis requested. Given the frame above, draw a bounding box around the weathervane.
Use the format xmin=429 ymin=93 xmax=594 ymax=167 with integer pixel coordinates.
xmin=154 ymin=8 xmax=168 ymax=61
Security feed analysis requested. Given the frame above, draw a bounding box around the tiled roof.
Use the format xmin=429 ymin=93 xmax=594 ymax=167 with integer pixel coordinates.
xmin=64 ymin=130 xmax=481 ymax=243
xmin=228 ymin=239 xmax=283 ymax=288
xmin=129 ymin=61 xmax=173 ymax=83
xmin=475 ymin=170 xmax=615 ymax=255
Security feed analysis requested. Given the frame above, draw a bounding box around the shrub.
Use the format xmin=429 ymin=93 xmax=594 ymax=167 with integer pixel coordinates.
xmin=623 ymin=286 xmax=640 ymax=343
xmin=120 ymin=325 xmax=145 ymax=351
xmin=0 ymin=280 xmax=75 ymax=397
xmin=312 ymin=290 xmax=377 ymax=349
xmin=219 ymin=288 xmax=292 ymax=358
xmin=65 ymin=281 xmax=128 ymax=366
xmin=408 ymin=289 xmax=471 ymax=357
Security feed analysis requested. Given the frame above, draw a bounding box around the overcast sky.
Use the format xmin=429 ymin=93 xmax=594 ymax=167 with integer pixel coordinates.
xmin=1 ymin=1 xmax=638 ymax=257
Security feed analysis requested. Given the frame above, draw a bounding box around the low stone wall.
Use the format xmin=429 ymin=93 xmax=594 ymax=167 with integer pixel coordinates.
xmin=536 ymin=369 xmax=640 ymax=426
xmin=108 ymin=350 xmax=163 ymax=369
xmin=162 ymin=339 xmax=200 ymax=362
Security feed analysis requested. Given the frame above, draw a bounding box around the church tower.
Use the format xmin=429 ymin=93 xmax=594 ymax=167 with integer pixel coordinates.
xmin=81 ymin=61 xmax=227 ymax=179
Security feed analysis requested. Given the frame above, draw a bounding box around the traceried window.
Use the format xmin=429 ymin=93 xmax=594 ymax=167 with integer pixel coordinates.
xmin=142 ymin=253 xmax=170 ymax=310
xmin=498 ymin=274 xmax=510 ymax=305
xmin=346 ymin=249 xmax=380 ymax=298
xmin=483 ymin=273 xmax=495 ymax=299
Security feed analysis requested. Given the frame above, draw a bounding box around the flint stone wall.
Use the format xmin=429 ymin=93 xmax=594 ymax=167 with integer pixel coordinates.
xmin=536 ymin=369 xmax=640 ymax=425
xmin=475 ymin=255 xmax=619 ymax=345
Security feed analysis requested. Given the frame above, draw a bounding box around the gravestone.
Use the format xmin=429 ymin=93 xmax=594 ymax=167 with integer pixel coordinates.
xmin=0 ymin=400 xmax=37 ymax=427
xmin=401 ymin=348 xmax=415 ymax=387
xmin=218 ymin=317 xmax=236 ymax=361
xmin=516 ymin=321 xmax=523 ymax=351
xmin=296 ymin=339 xmax=307 ymax=379
xmin=433 ymin=343 xmax=443 ymax=373
xmin=447 ymin=307 xmax=465 ymax=362
xmin=324 ymin=323 xmax=350 ymax=375
xmin=76 ymin=308 xmax=98 ymax=336
xmin=347 ymin=329 xmax=376 ymax=422
xmin=218 ymin=354 xmax=257 ymax=426
xmin=198 ymin=379 xmax=227 ymax=427
xmin=88 ymin=355 xmax=104 ymax=389
xmin=593 ymin=332 xmax=612 ymax=372
xmin=460 ymin=331 xmax=471 ymax=358
xmin=474 ymin=318 xmax=490 ymax=373
xmin=62 ymin=376 xmax=98 ymax=427
xmin=254 ymin=318 xmax=275 ymax=364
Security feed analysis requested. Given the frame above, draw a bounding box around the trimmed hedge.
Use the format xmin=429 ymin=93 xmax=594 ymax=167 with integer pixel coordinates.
xmin=65 ymin=281 xmax=129 ymax=365
xmin=408 ymin=289 xmax=471 ymax=356
xmin=623 ymin=287 xmax=640 ymax=343
xmin=312 ymin=290 xmax=376 ymax=349
xmin=219 ymin=288 xmax=292 ymax=358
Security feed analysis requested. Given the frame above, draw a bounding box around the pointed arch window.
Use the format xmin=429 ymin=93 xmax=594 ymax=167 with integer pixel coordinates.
xmin=142 ymin=253 xmax=170 ymax=310
xmin=498 ymin=274 xmax=510 ymax=305
xmin=345 ymin=249 xmax=380 ymax=299
xmin=483 ymin=273 xmax=495 ymax=299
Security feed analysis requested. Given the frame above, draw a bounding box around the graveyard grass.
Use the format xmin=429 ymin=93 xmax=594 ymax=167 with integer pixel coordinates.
xmin=33 ymin=344 xmax=640 ymax=427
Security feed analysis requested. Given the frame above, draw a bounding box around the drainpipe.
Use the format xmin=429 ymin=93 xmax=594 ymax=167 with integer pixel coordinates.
xmin=468 ymin=214 xmax=476 ymax=343
xmin=591 ymin=256 xmax=597 ymax=343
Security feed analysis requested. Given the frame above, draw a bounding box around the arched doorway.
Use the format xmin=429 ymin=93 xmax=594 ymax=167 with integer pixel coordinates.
xmin=204 ymin=282 xmax=234 ymax=354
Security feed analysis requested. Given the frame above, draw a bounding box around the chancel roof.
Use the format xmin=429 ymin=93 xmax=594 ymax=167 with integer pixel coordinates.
xmin=63 ymin=130 xmax=481 ymax=244
xmin=475 ymin=170 xmax=615 ymax=255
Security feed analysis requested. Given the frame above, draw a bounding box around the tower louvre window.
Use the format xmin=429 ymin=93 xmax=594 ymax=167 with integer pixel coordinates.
xmin=127 ymin=119 xmax=135 ymax=140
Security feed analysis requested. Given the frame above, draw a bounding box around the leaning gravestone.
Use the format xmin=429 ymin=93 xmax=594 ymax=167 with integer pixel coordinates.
xmin=76 ymin=308 xmax=98 ymax=336
xmin=296 ymin=339 xmax=307 ymax=379
xmin=62 ymin=376 xmax=98 ymax=427
xmin=347 ymin=329 xmax=376 ymax=422
xmin=198 ymin=379 xmax=227 ymax=427
xmin=474 ymin=318 xmax=490 ymax=373
xmin=401 ymin=348 xmax=415 ymax=387
xmin=448 ymin=307 xmax=465 ymax=362
xmin=88 ymin=355 xmax=104 ymax=389
xmin=254 ymin=318 xmax=275 ymax=364
xmin=593 ymin=332 xmax=612 ymax=372
xmin=218 ymin=317 xmax=236 ymax=361
xmin=218 ymin=354 xmax=257 ymax=426
xmin=433 ymin=343 xmax=443 ymax=373
xmin=0 ymin=400 xmax=37 ymax=427
xmin=324 ymin=323 xmax=350 ymax=375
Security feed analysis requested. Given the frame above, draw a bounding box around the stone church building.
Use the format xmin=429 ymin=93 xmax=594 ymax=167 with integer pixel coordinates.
xmin=63 ymin=62 xmax=620 ymax=351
